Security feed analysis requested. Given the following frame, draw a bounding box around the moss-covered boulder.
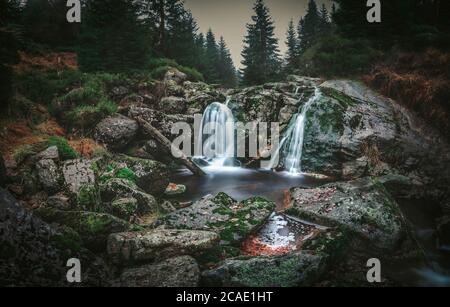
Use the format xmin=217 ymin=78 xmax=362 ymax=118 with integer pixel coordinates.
xmin=111 ymin=197 xmax=139 ymax=221
xmin=94 ymin=115 xmax=139 ymax=151
xmin=100 ymin=178 xmax=157 ymax=214
xmin=287 ymin=177 xmax=406 ymax=251
xmin=35 ymin=208 xmax=131 ymax=252
xmin=107 ymin=229 xmax=220 ymax=264
xmin=161 ymin=193 xmax=275 ymax=246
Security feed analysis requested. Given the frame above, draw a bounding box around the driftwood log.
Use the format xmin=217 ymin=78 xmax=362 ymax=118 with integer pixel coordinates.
xmin=135 ymin=117 xmax=206 ymax=177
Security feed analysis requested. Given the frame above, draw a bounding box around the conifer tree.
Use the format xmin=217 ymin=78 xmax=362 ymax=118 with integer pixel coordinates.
xmin=298 ymin=0 xmax=320 ymax=52
xmin=78 ymin=0 xmax=150 ymax=72
xmin=285 ymin=19 xmax=298 ymax=67
xmin=241 ymin=0 xmax=280 ymax=85
xmin=204 ymin=29 xmax=220 ymax=83
xmin=318 ymin=4 xmax=331 ymax=34
xmin=217 ymin=36 xmax=237 ymax=88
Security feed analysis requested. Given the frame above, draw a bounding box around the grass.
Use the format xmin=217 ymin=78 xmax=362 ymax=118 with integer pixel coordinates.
xmin=47 ymin=136 xmax=78 ymax=161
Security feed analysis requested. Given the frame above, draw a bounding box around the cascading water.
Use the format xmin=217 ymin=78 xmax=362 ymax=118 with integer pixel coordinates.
xmin=268 ymin=86 xmax=321 ymax=174
xmin=195 ymin=99 xmax=236 ymax=169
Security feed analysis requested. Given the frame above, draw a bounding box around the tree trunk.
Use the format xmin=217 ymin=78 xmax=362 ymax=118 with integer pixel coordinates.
xmin=135 ymin=117 xmax=206 ymax=177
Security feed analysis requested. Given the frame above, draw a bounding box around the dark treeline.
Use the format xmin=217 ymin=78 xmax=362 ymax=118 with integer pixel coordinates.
xmin=1 ymin=0 xmax=237 ymax=87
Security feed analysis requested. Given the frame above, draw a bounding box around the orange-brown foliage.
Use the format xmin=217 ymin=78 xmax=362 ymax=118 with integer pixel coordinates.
xmin=13 ymin=51 xmax=77 ymax=73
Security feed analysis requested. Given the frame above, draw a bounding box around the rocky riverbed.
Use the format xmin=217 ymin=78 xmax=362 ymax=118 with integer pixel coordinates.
xmin=1 ymin=69 xmax=449 ymax=287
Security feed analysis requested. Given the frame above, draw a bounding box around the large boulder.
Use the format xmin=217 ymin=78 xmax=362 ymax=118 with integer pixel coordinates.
xmin=62 ymin=159 xmax=96 ymax=195
xmin=116 ymin=155 xmax=170 ymax=195
xmin=107 ymin=229 xmax=220 ymax=264
xmin=36 ymin=159 xmax=60 ymax=193
xmin=287 ymin=178 xmax=406 ymax=251
xmin=202 ymin=252 xmax=326 ymax=287
xmin=161 ymin=193 xmax=275 ymax=246
xmin=100 ymin=178 xmax=157 ymax=214
xmin=164 ymin=68 xmax=187 ymax=85
xmin=0 ymin=188 xmax=110 ymax=286
xmin=158 ymin=96 xmax=187 ymax=114
xmin=119 ymin=256 xmax=200 ymax=287
xmin=36 ymin=208 xmax=131 ymax=252
xmin=94 ymin=115 xmax=139 ymax=150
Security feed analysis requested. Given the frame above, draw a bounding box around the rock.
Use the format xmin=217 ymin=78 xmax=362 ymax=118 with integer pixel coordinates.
xmin=144 ymin=139 xmax=163 ymax=159
xmin=36 ymin=208 xmax=131 ymax=252
xmin=0 ymin=188 xmax=111 ymax=286
xmin=107 ymin=229 xmax=220 ymax=264
xmin=158 ymin=96 xmax=187 ymax=114
xmin=94 ymin=115 xmax=139 ymax=150
xmin=378 ymin=174 xmax=416 ymax=199
xmin=0 ymin=155 xmax=7 ymax=187
xmin=111 ymin=197 xmax=139 ymax=221
xmin=165 ymin=183 xmax=186 ymax=196
xmin=342 ymin=157 xmax=368 ymax=180
xmin=288 ymin=178 xmax=406 ymax=251
xmin=116 ymin=155 xmax=169 ymax=195
xmin=35 ymin=146 xmax=59 ymax=161
xmin=161 ymin=193 xmax=275 ymax=246
xmin=164 ymin=68 xmax=187 ymax=85
xmin=62 ymin=159 xmax=96 ymax=195
xmin=100 ymin=178 xmax=157 ymax=214
xmin=36 ymin=159 xmax=60 ymax=193
xmin=120 ymin=256 xmax=200 ymax=287
xmin=110 ymin=86 xmax=129 ymax=100
xmin=128 ymin=106 xmax=193 ymax=139
xmin=436 ymin=216 xmax=450 ymax=253
xmin=202 ymin=252 xmax=326 ymax=287
xmin=46 ymin=193 xmax=71 ymax=211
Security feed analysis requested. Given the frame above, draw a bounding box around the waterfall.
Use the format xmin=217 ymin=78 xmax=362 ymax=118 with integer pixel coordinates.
xmin=268 ymin=86 xmax=321 ymax=174
xmin=195 ymin=100 xmax=236 ymax=168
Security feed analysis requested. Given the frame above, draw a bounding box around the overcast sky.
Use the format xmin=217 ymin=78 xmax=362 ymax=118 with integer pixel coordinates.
xmin=184 ymin=0 xmax=332 ymax=69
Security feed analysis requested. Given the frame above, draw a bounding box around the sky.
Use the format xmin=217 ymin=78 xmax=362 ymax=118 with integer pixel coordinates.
xmin=184 ymin=0 xmax=332 ymax=69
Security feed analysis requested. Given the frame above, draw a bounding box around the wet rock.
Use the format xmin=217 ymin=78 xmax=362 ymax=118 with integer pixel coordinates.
xmin=158 ymin=96 xmax=187 ymax=114
xmin=0 ymin=188 xmax=111 ymax=286
xmin=288 ymin=178 xmax=406 ymax=251
xmin=120 ymin=256 xmax=199 ymax=287
xmin=161 ymin=193 xmax=275 ymax=246
xmin=100 ymin=178 xmax=157 ymax=214
xmin=62 ymin=159 xmax=96 ymax=195
xmin=201 ymin=252 xmax=326 ymax=287
xmin=36 ymin=207 xmax=130 ymax=252
xmin=342 ymin=157 xmax=368 ymax=180
xmin=116 ymin=155 xmax=169 ymax=195
xmin=94 ymin=115 xmax=139 ymax=150
xmin=111 ymin=197 xmax=139 ymax=221
xmin=107 ymin=229 xmax=220 ymax=264
xmin=164 ymin=68 xmax=187 ymax=85
xmin=165 ymin=183 xmax=187 ymax=196
xmin=36 ymin=159 xmax=60 ymax=193
xmin=35 ymin=146 xmax=59 ymax=161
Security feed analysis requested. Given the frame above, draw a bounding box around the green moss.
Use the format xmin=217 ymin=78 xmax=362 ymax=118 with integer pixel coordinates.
xmin=197 ymin=246 xmax=242 ymax=266
xmin=322 ymin=87 xmax=357 ymax=109
xmin=116 ymin=167 xmax=137 ymax=183
xmin=12 ymin=142 xmax=48 ymax=164
xmin=52 ymin=226 xmax=83 ymax=253
xmin=47 ymin=136 xmax=78 ymax=161
xmin=76 ymin=184 xmax=101 ymax=212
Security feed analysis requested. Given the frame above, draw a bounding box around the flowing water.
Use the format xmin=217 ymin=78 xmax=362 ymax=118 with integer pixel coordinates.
xmin=268 ymin=86 xmax=321 ymax=174
xmin=195 ymin=100 xmax=236 ymax=169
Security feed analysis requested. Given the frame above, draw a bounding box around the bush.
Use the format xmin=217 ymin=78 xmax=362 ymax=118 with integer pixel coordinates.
xmin=47 ymin=136 xmax=78 ymax=160
xmin=149 ymin=57 xmax=204 ymax=82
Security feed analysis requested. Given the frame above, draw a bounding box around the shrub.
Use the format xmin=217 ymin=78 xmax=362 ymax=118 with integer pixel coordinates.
xmin=47 ymin=136 xmax=78 ymax=160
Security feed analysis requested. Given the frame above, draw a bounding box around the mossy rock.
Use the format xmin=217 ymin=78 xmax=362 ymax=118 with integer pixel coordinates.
xmin=111 ymin=197 xmax=138 ymax=221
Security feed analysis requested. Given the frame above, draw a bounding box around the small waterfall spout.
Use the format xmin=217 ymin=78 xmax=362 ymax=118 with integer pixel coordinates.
xmin=268 ymin=86 xmax=321 ymax=174
xmin=195 ymin=100 xmax=236 ymax=168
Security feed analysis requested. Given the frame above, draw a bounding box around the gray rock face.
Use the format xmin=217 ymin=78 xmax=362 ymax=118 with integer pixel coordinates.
xmin=164 ymin=68 xmax=187 ymax=85
xmin=120 ymin=256 xmax=200 ymax=287
xmin=288 ymin=178 xmax=405 ymax=251
xmin=159 ymin=96 xmax=187 ymax=114
xmin=161 ymin=193 xmax=275 ymax=246
xmin=100 ymin=178 xmax=158 ymax=214
xmin=35 ymin=146 xmax=59 ymax=161
xmin=436 ymin=216 xmax=450 ymax=253
xmin=94 ymin=115 xmax=138 ymax=150
xmin=0 ymin=156 xmax=7 ymax=187
xmin=46 ymin=193 xmax=71 ymax=211
xmin=36 ymin=159 xmax=60 ymax=193
xmin=62 ymin=159 xmax=96 ymax=194
xmin=202 ymin=252 xmax=326 ymax=287
xmin=0 ymin=189 xmax=110 ymax=286
xmin=107 ymin=229 xmax=220 ymax=264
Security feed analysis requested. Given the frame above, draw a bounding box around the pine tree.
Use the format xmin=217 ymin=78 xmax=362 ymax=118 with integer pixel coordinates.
xmin=204 ymin=29 xmax=220 ymax=83
xmin=318 ymin=4 xmax=331 ymax=34
xmin=241 ymin=0 xmax=281 ymax=85
xmin=217 ymin=36 xmax=237 ymax=88
xmin=78 ymin=0 xmax=150 ymax=72
xmin=285 ymin=19 xmax=298 ymax=67
xmin=298 ymin=0 xmax=320 ymax=52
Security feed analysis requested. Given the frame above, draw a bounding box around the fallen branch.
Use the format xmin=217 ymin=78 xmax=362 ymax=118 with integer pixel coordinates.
xmin=135 ymin=117 xmax=206 ymax=177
